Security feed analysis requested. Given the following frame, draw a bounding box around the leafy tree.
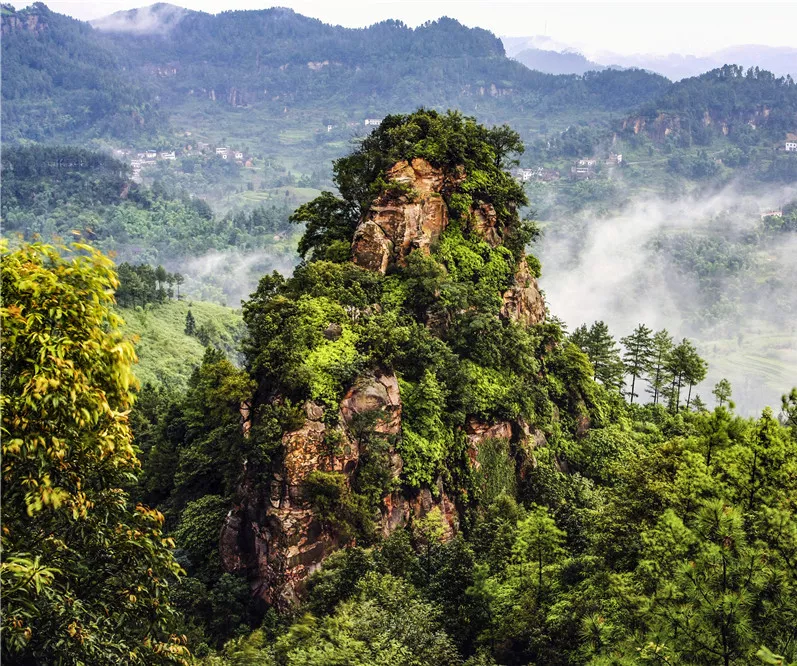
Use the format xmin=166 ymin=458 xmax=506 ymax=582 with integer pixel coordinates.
xmin=273 ymin=573 xmax=462 ymax=665
xmin=513 ymin=505 xmax=566 ymax=599
xmin=620 ymin=323 xmax=655 ymax=404
xmin=0 ymin=241 xmax=189 ymax=664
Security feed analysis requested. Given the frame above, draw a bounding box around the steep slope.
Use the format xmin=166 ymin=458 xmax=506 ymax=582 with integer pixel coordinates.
xmin=218 ymin=110 xmax=606 ymax=607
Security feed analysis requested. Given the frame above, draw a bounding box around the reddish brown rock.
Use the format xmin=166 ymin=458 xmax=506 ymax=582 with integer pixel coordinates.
xmin=220 ymin=371 xmax=412 ymax=608
xmin=340 ymin=371 xmax=401 ymax=436
xmin=501 ymin=256 xmax=545 ymax=327
xmin=381 ymin=481 xmax=458 ymax=541
xmin=351 ymin=158 xmax=454 ymax=273
xmin=469 ymin=202 xmax=503 ymax=247
xmin=464 ymin=417 xmax=513 ymax=469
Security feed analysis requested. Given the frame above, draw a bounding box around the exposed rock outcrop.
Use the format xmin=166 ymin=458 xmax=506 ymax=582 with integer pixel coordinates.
xmin=221 ymin=370 xmax=457 ymax=607
xmin=465 ymin=417 xmax=513 ymax=469
xmin=469 ymin=202 xmax=503 ymax=247
xmin=224 ymin=156 xmax=548 ymax=607
xmin=351 ymin=158 xmax=455 ymax=273
xmin=501 ymin=257 xmax=545 ymax=327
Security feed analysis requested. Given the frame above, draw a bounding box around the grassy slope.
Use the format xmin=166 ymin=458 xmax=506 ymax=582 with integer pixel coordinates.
xmin=119 ymin=300 xmax=243 ymax=392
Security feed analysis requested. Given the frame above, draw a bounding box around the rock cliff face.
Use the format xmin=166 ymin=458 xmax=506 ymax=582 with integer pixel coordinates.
xmin=222 ymin=157 xmax=546 ymax=606
xmin=350 ymin=156 xmax=545 ymax=327
xmin=501 ymin=257 xmax=546 ymax=327
xmin=220 ymin=370 xmax=459 ymax=607
xmin=351 ymin=158 xmax=455 ymax=273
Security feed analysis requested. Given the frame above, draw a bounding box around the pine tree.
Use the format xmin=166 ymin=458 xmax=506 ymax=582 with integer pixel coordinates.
xmin=174 ymin=272 xmax=184 ymax=300
xmin=712 ymin=378 xmax=732 ymax=407
xmin=621 ymin=323 xmax=655 ymax=404
xmin=185 ymin=308 xmax=197 ymax=336
xmin=684 ymin=346 xmax=708 ymax=410
xmin=664 ymin=338 xmax=707 ymax=412
xmin=646 ymin=329 xmax=674 ymax=406
xmin=570 ymin=321 xmax=624 ymax=391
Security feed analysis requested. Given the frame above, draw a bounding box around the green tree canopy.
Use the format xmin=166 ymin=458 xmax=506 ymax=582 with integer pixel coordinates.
xmin=0 ymin=241 xmax=189 ymax=664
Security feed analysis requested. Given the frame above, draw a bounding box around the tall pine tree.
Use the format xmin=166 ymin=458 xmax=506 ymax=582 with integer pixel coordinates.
xmin=621 ymin=323 xmax=655 ymax=404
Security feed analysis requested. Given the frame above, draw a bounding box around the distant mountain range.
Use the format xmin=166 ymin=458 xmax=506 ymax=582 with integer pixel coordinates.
xmin=2 ymin=3 xmax=795 ymax=147
xmin=1 ymin=3 xmax=670 ymax=142
xmin=503 ymin=36 xmax=797 ymax=80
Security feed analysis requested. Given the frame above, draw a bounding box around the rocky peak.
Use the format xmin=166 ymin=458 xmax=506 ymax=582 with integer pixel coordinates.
xmin=351 ymin=158 xmax=455 ymax=273
xmin=501 ymin=256 xmax=545 ymax=327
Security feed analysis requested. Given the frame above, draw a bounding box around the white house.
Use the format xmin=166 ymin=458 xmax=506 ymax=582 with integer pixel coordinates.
xmin=234 ymin=151 xmax=244 ymax=160
xmin=786 ymin=141 xmax=797 ymax=152
xmin=364 ymin=118 xmax=383 ymax=126
xmin=216 ymin=147 xmax=229 ymax=156
xmin=160 ymin=151 xmax=176 ymax=160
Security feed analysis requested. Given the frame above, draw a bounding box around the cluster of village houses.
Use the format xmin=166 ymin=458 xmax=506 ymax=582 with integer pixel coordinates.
xmin=512 ymin=153 xmax=623 ymax=183
xmin=324 ymin=118 xmax=384 ymax=132
xmin=114 ymin=141 xmax=253 ymax=180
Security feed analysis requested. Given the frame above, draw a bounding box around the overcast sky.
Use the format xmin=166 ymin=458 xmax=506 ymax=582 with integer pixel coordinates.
xmin=12 ymin=1 xmax=797 ymax=56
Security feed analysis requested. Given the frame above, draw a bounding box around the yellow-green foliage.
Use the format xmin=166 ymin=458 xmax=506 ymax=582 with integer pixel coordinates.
xmin=294 ymin=296 xmax=361 ymax=407
xmin=0 ymin=241 xmax=188 ymax=664
xmin=398 ymin=371 xmax=452 ymax=487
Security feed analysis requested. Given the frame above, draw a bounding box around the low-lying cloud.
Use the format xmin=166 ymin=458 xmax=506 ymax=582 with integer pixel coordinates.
xmin=178 ymin=248 xmax=300 ymax=308
xmin=538 ymin=182 xmax=797 ymax=414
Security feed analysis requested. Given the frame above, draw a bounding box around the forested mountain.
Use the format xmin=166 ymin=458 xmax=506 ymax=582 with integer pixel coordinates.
xmin=0 ymin=3 xmax=166 ymax=142
xmin=1 ymin=145 xmax=289 ymax=253
xmin=627 ymin=64 xmax=797 ymax=145
xmin=3 ymin=110 xmax=797 ymax=665
xmin=2 ymin=3 xmax=671 ymax=143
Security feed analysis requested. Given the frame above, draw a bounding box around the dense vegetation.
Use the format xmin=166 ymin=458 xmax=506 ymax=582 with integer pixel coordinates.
xmin=1 ymin=3 xmax=670 ymax=145
xmin=3 ymin=12 xmax=797 ymax=659
xmin=0 ymin=241 xmax=189 ymax=664
xmin=1 ymin=2 xmax=165 ymax=142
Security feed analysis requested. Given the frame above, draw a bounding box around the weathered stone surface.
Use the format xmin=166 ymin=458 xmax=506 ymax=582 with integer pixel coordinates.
xmin=351 ymin=158 xmax=452 ymax=273
xmin=340 ymin=371 xmax=401 ymax=435
xmin=469 ymin=202 xmax=503 ymax=247
xmin=380 ymin=481 xmax=458 ymax=541
xmin=500 ymin=256 xmax=545 ymax=327
xmin=464 ymin=417 xmax=513 ymax=469
xmin=516 ymin=416 xmax=548 ymax=451
xmin=220 ymin=371 xmax=412 ymax=608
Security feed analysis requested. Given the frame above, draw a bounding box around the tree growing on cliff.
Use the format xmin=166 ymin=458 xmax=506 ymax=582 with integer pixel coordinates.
xmin=0 ymin=241 xmax=188 ymax=664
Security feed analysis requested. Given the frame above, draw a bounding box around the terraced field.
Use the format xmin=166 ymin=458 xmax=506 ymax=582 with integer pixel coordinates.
xmin=701 ymin=325 xmax=797 ymax=415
